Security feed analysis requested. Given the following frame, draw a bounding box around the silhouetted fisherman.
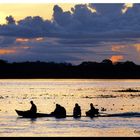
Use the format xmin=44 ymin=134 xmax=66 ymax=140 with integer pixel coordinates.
xmin=86 ymin=103 xmax=99 ymax=117
xmin=29 ymin=101 xmax=37 ymax=115
xmin=50 ymin=104 xmax=66 ymax=118
xmin=73 ymin=103 xmax=81 ymax=118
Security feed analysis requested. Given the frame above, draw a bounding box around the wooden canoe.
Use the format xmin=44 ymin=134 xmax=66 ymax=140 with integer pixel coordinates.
xmin=15 ymin=110 xmax=140 ymax=118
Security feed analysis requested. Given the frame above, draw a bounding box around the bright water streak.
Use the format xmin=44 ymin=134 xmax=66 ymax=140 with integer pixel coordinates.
xmin=0 ymin=79 xmax=140 ymax=137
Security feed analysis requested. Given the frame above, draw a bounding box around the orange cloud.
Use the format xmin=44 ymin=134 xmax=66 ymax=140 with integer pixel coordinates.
xmin=110 ymin=55 xmax=124 ymax=63
xmin=16 ymin=38 xmax=29 ymax=43
xmin=0 ymin=49 xmax=16 ymax=55
xmin=16 ymin=37 xmax=44 ymax=43
xmin=111 ymin=45 xmax=125 ymax=52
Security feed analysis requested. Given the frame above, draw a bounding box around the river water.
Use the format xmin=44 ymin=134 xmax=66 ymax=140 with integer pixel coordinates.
xmin=0 ymin=79 xmax=140 ymax=137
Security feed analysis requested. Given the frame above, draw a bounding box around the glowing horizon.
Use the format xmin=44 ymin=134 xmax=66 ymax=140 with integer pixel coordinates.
xmin=0 ymin=3 xmax=133 ymax=24
xmin=0 ymin=3 xmax=77 ymax=24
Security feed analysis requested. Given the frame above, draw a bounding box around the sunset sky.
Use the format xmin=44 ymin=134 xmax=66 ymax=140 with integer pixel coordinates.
xmin=0 ymin=3 xmax=140 ymax=64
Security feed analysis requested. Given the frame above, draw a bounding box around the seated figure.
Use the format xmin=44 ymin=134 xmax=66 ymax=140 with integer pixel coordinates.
xmin=86 ymin=103 xmax=99 ymax=117
xmin=30 ymin=101 xmax=37 ymax=114
xmin=51 ymin=104 xmax=66 ymax=118
xmin=73 ymin=103 xmax=81 ymax=118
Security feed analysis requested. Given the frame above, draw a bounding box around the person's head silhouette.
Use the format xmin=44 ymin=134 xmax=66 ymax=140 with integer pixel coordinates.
xmin=56 ymin=104 xmax=60 ymax=107
xmin=30 ymin=101 xmax=34 ymax=104
xmin=90 ymin=103 xmax=94 ymax=108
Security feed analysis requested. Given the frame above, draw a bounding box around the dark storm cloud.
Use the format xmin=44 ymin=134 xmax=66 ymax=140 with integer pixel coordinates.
xmin=0 ymin=36 xmax=16 ymax=47
xmin=1 ymin=3 xmax=140 ymax=64
xmin=0 ymin=3 xmax=140 ymax=39
xmin=16 ymin=37 xmax=94 ymax=54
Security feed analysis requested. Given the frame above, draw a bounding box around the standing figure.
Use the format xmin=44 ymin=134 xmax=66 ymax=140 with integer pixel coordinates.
xmin=73 ymin=103 xmax=81 ymax=118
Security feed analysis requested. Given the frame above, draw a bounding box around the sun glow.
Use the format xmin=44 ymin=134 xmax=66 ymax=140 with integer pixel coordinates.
xmin=110 ymin=55 xmax=124 ymax=63
xmin=35 ymin=37 xmax=44 ymax=41
xmin=122 ymin=3 xmax=133 ymax=13
xmin=0 ymin=3 xmax=76 ymax=24
xmin=0 ymin=49 xmax=16 ymax=55
xmin=16 ymin=38 xmax=29 ymax=43
xmin=0 ymin=3 xmax=134 ymax=24
xmin=133 ymin=44 xmax=140 ymax=52
xmin=0 ymin=12 xmax=9 ymax=24
xmin=87 ymin=5 xmax=96 ymax=13
xmin=16 ymin=37 xmax=45 ymax=43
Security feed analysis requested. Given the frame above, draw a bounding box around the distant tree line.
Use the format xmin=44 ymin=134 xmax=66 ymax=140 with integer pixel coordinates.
xmin=0 ymin=59 xmax=140 ymax=79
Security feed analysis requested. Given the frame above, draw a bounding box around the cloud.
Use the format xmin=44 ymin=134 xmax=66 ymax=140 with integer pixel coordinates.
xmin=53 ymin=5 xmax=72 ymax=27
xmin=5 ymin=15 xmax=16 ymax=24
xmin=110 ymin=55 xmax=124 ymax=63
xmin=133 ymin=43 xmax=140 ymax=52
xmin=90 ymin=3 xmax=123 ymax=16
xmin=122 ymin=3 xmax=133 ymax=13
xmin=0 ymin=3 xmax=140 ymax=39
xmin=111 ymin=45 xmax=126 ymax=52
xmin=0 ymin=36 xmax=16 ymax=47
xmin=1 ymin=4 xmax=140 ymax=64
xmin=16 ymin=38 xmax=30 ymax=43
xmin=0 ymin=49 xmax=16 ymax=55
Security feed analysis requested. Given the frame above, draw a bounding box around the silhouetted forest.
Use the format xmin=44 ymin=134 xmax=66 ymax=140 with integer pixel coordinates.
xmin=0 ymin=59 xmax=140 ymax=79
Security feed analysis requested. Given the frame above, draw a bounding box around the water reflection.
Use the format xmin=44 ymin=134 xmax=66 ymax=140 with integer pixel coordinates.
xmin=16 ymin=117 xmax=37 ymax=124
xmin=0 ymin=79 xmax=140 ymax=136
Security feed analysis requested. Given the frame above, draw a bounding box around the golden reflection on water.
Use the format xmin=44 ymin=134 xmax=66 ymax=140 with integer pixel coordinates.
xmin=0 ymin=79 xmax=140 ymax=136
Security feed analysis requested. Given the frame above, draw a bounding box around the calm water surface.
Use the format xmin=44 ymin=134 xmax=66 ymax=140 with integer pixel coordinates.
xmin=0 ymin=79 xmax=140 ymax=137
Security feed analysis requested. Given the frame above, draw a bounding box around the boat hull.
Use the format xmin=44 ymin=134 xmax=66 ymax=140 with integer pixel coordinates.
xmin=15 ymin=110 xmax=52 ymax=118
xmin=15 ymin=110 xmax=140 ymax=118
